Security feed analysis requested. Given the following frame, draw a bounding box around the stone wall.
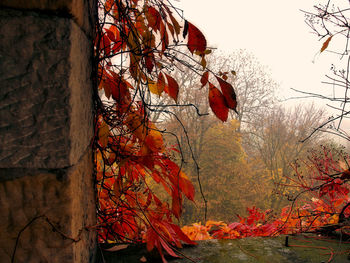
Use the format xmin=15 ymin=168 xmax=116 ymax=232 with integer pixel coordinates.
xmin=0 ymin=1 xmax=96 ymax=262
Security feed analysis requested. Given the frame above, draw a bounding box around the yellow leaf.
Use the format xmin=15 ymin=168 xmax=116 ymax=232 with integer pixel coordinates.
xmin=148 ymin=80 xmax=163 ymax=95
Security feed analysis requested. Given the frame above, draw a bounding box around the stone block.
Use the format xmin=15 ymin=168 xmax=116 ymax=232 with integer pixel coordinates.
xmin=0 ymin=9 xmax=93 ymax=169
xmin=0 ymin=150 xmax=96 ymax=263
xmin=0 ymin=0 xmax=95 ymax=34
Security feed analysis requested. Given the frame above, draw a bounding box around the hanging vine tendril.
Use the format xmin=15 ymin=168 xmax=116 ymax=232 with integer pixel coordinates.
xmin=91 ymin=0 xmax=238 ymax=259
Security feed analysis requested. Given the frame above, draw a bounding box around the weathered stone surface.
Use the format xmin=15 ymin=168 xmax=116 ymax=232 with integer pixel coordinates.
xmin=0 ymin=1 xmax=97 ymax=262
xmin=0 ymin=150 xmax=96 ymax=263
xmin=0 ymin=9 xmax=93 ymax=169
xmin=100 ymin=236 xmax=350 ymax=263
xmin=0 ymin=0 xmax=95 ymax=34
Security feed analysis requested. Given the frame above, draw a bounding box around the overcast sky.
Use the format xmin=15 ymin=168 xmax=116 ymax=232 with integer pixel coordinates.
xmin=175 ymin=0 xmax=337 ymax=105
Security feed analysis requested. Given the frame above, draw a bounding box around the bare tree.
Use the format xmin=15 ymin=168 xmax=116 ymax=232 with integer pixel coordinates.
xmin=299 ymin=1 xmax=350 ymax=141
xmin=207 ymin=50 xmax=278 ymax=131
xmin=246 ymin=103 xmax=326 ymax=210
xmin=150 ymin=50 xmax=280 ymax=221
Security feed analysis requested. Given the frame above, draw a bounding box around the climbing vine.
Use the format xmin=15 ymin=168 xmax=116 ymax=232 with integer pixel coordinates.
xmin=92 ymin=0 xmax=237 ymax=259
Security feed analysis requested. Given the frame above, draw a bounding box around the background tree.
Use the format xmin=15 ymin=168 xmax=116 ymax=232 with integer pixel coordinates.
xmin=183 ymin=119 xmax=272 ymax=223
xmin=208 ymin=50 xmax=277 ymax=130
xmin=154 ymin=50 xmax=279 ymax=223
xmin=246 ymin=104 xmax=326 ymax=210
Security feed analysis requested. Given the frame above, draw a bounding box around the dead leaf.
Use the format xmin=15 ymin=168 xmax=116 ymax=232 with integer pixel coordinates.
xmin=321 ymin=35 xmax=333 ymax=53
xmin=140 ymin=256 xmax=147 ymax=262
xmin=104 ymin=244 xmax=129 ymax=252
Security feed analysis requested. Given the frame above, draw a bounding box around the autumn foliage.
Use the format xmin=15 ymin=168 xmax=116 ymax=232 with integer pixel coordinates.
xmin=182 ymin=146 xmax=350 ymax=241
xmin=93 ymin=0 xmax=350 ymax=261
xmin=94 ymin=0 xmax=237 ymax=260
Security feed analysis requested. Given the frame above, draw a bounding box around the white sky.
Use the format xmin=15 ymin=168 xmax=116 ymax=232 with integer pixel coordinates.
xmin=174 ymin=0 xmax=350 ymax=143
xmin=175 ymin=0 xmax=336 ymax=104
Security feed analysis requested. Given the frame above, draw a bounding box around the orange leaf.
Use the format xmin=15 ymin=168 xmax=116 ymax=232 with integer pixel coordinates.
xmin=168 ymin=223 xmax=197 ymax=245
xmin=105 ymin=0 xmax=114 ymax=12
xmin=200 ymin=71 xmax=209 ymax=87
xmin=148 ymin=80 xmax=162 ymax=95
xmin=216 ymin=76 xmax=237 ymax=111
xmin=321 ymin=35 xmax=333 ymax=53
xmin=148 ymin=73 xmax=166 ymax=96
xmin=144 ymin=122 xmax=164 ymax=152
xmin=185 ymin=21 xmax=207 ymax=54
xmin=98 ymin=120 xmax=109 ymax=148
xmin=208 ymin=83 xmax=229 ymax=122
xmin=164 ymin=74 xmax=179 ymax=102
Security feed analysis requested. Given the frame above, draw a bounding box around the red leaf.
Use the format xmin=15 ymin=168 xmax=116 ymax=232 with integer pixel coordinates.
xmin=112 ymin=41 xmax=122 ymax=54
xmin=178 ymin=172 xmax=195 ymax=201
xmin=172 ymin=190 xmax=182 ymax=219
xmin=157 ymin=72 xmax=166 ymax=94
xmin=146 ymin=6 xmax=161 ymax=31
xmin=105 ymin=28 xmax=115 ymax=42
xmin=110 ymin=73 xmax=130 ymax=104
xmin=216 ymin=76 xmax=237 ymax=111
xmin=168 ymin=12 xmax=181 ymax=35
xmin=129 ymin=55 xmax=139 ymax=80
xmin=200 ymin=71 xmax=209 ymax=87
xmin=144 ymin=49 xmax=155 ymax=73
xmin=146 ymin=228 xmax=157 ymax=252
xmin=164 ymin=74 xmax=179 ymax=102
xmin=159 ymin=237 xmax=179 ymax=258
xmin=186 ymin=21 xmax=207 ymax=54
xmin=101 ymin=34 xmax=111 ymax=55
xmin=160 ymin=22 xmax=169 ymax=52
xmin=109 ymin=25 xmax=122 ymax=54
xmin=208 ymin=83 xmax=229 ymax=122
